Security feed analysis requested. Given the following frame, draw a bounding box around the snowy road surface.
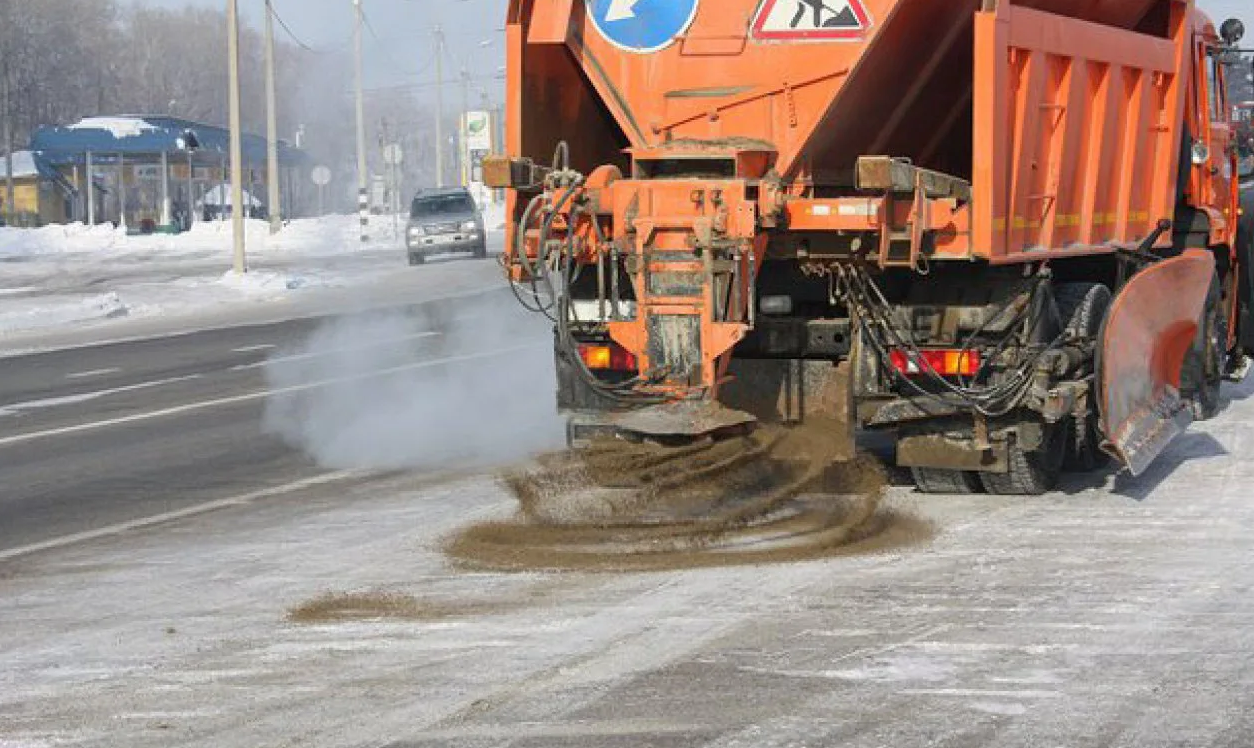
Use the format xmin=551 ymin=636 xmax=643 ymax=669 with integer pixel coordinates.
xmin=0 ymin=213 xmax=505 ymax=346
xmin=2 ymin=329 xmax=1253 ymax=743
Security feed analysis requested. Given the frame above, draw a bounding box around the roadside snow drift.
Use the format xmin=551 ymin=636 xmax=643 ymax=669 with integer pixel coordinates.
xmin=0 ymin=213 xmax=506 ymax=337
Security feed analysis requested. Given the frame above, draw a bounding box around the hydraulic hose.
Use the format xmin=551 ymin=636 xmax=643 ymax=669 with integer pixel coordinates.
xmin=509 ymin=143 xmax=662 ymax=405
xmin=841 ymin=266 xmax=1064 ymax=417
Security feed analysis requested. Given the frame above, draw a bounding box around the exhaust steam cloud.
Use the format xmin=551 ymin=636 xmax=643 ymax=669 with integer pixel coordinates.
xmin=263 ymin=292 xmax=565 ymax=471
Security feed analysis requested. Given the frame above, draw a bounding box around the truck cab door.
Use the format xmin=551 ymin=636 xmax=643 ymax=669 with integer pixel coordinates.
xmin=1199 ymin=41 xmax=1236 ymax=243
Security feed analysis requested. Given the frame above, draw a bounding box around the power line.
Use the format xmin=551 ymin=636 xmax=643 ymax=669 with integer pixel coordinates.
xmin=362 ymin=8 xmax=440 ymax=78
xmin=268 ymin=0 xmax=316 ymax=53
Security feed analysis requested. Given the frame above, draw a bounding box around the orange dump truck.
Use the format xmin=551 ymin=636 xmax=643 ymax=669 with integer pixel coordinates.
xmin=490 ymin=0 xmax=1253 ymax=494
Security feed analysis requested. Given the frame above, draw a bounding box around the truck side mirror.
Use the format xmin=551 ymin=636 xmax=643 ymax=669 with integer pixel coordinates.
xmin=1221 ymin=18 xmax=1245 ymax=45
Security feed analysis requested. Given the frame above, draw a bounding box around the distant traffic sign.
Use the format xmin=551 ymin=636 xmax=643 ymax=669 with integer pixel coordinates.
xmin=311 ymin=165 xmax=331 ymax=186
xmin=586 ymin=0 xmax=700 ymax=54
xmin=752 ymin=0 xmax=871 ymax=40
xmin=383 ymin=144 xmax=404 ymax=166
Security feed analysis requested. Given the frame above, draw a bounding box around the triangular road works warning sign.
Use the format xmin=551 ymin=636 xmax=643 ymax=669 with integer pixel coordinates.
xmin=751 ymin=0 xmax=872 ymax=40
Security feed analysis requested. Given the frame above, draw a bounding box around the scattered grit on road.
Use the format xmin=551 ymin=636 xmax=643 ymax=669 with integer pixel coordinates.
xmin=2 ymin=367 xmax=1253 ymax=746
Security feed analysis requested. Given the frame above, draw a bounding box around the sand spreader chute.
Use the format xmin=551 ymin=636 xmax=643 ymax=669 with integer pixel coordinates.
xmin=1099 ymin=249 xmax=1216 ymax=476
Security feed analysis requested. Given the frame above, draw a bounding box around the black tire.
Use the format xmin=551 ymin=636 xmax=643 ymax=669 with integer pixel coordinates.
xmin=1235 ymin=208 xmax=1254 ymax=358
xmin=1056 ymin=282 xmax=1113 ymax=344
xmin=1181 ymin=273 xmax=1225 ymax=421
xmin=408 ymin=252 xmax=425 ymax=266
xmin=979 ymin=426 xmax=1067 ymax=496
xmin=1054 ymin=282 xmax=1112 ymax=471
xmin=910 ymin=467 xmax=983 ymax=495
xmin=1024 ymin=280 xmax=1064 ymax=346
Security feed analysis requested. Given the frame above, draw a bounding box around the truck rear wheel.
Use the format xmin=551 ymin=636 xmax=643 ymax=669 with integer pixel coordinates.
xmin=979 ymin=425 xmax=1066 ymax=496
xmin=1181 ymin=273 xmax=1225 ymax=421
xmin=909 ymin=467 xmax=983 ymax=495
xmin=1055 ymin=282 xmax=1112 ymax=471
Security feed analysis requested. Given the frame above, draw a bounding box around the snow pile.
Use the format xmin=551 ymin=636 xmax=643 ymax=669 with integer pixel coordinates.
xmin=0 ymin=222 xmax=127 ymax=257
xmin=217 ymin=269 xmax=337 ymax=294
xmin=0 ymin=213 xmax=506 ymax=339
xmin=0 ymin=215 xmax=392 ymax=260
xmin=0 ymin=211 xmax=508 ymax=263
xmin=65 ymin=116 xmax=159 ymax=139
xmin=0 ymin=292 xmax=132 ymax=333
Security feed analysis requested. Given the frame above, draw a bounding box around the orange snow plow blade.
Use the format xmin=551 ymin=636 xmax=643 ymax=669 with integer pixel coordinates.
xmin=1099 ymin=250 xmax=1215 ymax=476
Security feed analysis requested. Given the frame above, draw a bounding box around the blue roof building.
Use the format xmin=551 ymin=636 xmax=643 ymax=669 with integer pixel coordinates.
xmin=32 ymin=115 xmax=306 ymax=168
xmin=26 ymin=115 xmax=307 ymax=231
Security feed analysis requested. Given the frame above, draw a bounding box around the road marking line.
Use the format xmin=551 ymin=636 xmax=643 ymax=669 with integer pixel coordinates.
xmin=0 ymin=470 xmax=365 ymax=563
xmin=0 ymin=375 xmax=203 ymax=418
xmin=230 ymin=331 xmax=442 ymax=371
xmin=66 ymin=368 xmax=122 ymax=379
xmin=232 ymin=344 xmax=276 ymax=353
xmin=0 ymin=344 xmax=541 ymax=448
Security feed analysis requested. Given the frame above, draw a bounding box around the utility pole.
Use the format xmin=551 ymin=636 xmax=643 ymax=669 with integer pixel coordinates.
xmin=2 ymin=69 xmax=13 ymax=224
xmin=460 ymin=68 xmax=470 ymax=187
xmin=227 ymin=0 xmax=247 ymax=274
xmin=0 ymin=2 xmax=10 ymax=223
xmin=434 ymin=25 xmax=446 ymax=188
xmin=264 ymin=0 xmax=282 ymax=234
xmin=354 ymin=0 xmax=369 ymax=242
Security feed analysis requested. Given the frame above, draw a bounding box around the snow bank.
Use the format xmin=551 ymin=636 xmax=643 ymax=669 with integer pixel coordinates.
xmin=217 ymin=269 xmax=336 ymax=294
xmin=0 ymin=292 xmax=132 ymax=334
xmin=0 ymin=212 xmax=505 ymax=339
xmin=0 ymin=222 xmax=127 ymax=257
xmin=0 ymin=210 xmax=509 ymax=263
xmin=0 ymin=215 xmax=401 ymax=260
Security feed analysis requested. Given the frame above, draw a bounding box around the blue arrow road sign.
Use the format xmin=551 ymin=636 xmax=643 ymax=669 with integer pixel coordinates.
xmin=586 ymin=0 xmax=700 ymax=54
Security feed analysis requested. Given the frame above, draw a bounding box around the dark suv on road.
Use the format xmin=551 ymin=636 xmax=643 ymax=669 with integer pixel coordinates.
xmin=405 ymin=187 xmax=486 ymax=265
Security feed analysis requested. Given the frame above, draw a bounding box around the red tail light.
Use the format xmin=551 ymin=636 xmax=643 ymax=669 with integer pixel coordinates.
xmin=890 ymin=348 xmax=981 ymax=377
xmin=579 ymin=343 xmax=638 ymax=371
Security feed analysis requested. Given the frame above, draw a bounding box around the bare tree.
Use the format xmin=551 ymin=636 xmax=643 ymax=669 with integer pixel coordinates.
xmin=0 ymin=0 xmax=439 ymax=216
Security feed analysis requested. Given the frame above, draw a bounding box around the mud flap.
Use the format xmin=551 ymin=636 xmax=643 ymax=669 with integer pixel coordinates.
xmin=719 ymin=359 xmax=856 ymax=460
xmin=1099 ymin=249 xmax=1216 ymax=476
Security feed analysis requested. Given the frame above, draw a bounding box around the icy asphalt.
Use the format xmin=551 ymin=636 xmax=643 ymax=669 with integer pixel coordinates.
xmin=2 ymin=227 xmax=1254 ymax=745
xmin=2 ymin=377 xmax=1253 ymax=747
